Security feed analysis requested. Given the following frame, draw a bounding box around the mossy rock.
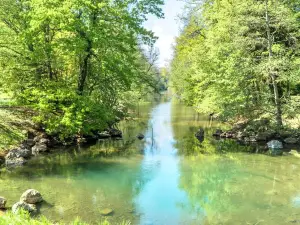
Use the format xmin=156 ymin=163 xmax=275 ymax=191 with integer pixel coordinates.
xmin=99 ymin=208 xmax=114 ymax=216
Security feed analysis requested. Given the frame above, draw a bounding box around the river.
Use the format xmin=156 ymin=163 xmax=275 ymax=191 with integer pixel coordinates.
xmin=1 ymin=99 xmax=300 ymax=225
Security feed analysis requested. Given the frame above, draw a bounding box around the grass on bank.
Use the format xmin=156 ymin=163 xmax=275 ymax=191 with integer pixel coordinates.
xmin=0 ymin=108 xmax=31 ymax=153
xmin=0 ymin=210 xmax=131 ymax=225
xmin=0 ymin=92 xmax=36 ymax=153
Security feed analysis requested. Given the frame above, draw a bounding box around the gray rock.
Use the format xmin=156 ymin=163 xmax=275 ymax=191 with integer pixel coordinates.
xmin=267 ymin=140 xmax=283 ymax=149
xmin=5 ymin=157 xmax=27 ymax=167
xmin=0 ymin=197 xmax=6 ymax=209
xmin=32 ymin=143 xmax=47 ymax=155
xmin=6 ymin=148 xmax=31 ymax=159
xmin=20 ymin=189 xmax=43 ymax=204
xmin=12 ymin=201 xmax=37 ymax=214
xmin=284 ymin=137 xmax=298 ymax=144
xmin=39 ymin=138 xmax=49 ymax=145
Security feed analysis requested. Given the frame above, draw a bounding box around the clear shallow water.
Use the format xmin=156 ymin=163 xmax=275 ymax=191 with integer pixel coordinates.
xmin=1 ymin=100 xmax=300 ymax=225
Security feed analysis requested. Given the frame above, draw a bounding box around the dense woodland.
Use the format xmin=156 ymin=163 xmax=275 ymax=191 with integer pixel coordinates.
xmin=171 ymin=0 xmax=300 ymax=128
xmin=0 ymin=0 xmax=165 ymax=140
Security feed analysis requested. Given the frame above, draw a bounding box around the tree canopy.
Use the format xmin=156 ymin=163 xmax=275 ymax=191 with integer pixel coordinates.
xmin=171 ymin=0 xmax=300 ymax=127
xmin=0 ymin=0 xmax=164 ymax=139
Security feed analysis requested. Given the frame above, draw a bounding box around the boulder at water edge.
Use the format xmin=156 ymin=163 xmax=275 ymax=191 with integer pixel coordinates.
xmin=0 ymin=197 xmax=6 ymax=209
xmin=12 ymin=201 xmax=37 ymax=214
xmin=5 ymin=147 xmax=31 ymax=167
xmin=20 ymin=189 xmax=43 ymax=204
xmin=267 ymin=140 xmax=283 ymax=149
xmin=31 ymin=143 xmax=47 ymax=155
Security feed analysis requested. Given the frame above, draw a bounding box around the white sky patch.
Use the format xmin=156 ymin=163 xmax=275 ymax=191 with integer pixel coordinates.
xmin=144 ymin=0 xmax=185 ymax=67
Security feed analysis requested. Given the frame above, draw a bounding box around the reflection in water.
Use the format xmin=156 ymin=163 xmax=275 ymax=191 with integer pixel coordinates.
xmin=134 ymin=102 xmax=199 ymax=225
xmin=0 ymin=100 xmax=300 ymax=225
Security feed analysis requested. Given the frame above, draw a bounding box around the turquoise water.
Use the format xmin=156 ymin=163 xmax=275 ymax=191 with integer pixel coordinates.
xmin=1 ymin=100 xmax=300 ymax=224
xmin=134 ymin=102 xmax=199 ymax=225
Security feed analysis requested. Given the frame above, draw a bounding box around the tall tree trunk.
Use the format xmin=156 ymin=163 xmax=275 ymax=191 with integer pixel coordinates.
xmin=44 ymin=22 xmax=53 ymax=80
xmin=78 ymin=39 xmax=92 ymax=95
xmin=265 ymin=0 xmax=283 ymax=127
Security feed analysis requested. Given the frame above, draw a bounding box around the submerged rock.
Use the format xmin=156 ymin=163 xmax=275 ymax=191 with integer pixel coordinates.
xmin=20 ymin=189 xmax=43 ymax=204
xmin=0 ymin=197 xmax=6 ymax=209
xmin=267 ymin=140 xmax=283 ymax=149
xmin=12 ymin=201 xmax=37 ymax=214
xmin=137 ymin=133 xmax=145 ymax=140
xmin=100 ymin=208 xmax=114 ymax=216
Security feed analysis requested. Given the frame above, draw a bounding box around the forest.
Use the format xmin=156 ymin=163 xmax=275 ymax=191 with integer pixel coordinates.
xmin=0 ymin=0 xmax=165 ymax=142
xmin=171 ymin=0 xmax=300 ymax=129
xmin=1 ymin=0 xmax=300 ymax=225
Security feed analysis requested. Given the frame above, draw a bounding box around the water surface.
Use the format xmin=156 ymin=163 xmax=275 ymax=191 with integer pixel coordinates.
xmin=1 ymin=100 xmax=300 ymax=225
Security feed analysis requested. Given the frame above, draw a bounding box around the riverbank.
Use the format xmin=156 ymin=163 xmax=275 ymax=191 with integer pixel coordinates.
xmin=210 ymin=118 xmax=300 ymax=148
xmin=0 ymin=105 xmax=126 ymax=168
xmin=1 ymin=100 xmax=300 ymax=224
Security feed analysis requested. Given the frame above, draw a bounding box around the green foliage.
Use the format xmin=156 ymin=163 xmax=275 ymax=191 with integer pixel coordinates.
xmin=171 ymin=0 xmax=300 ymax=126
xmin=0 ymin=0 xmax=164 ymax=139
